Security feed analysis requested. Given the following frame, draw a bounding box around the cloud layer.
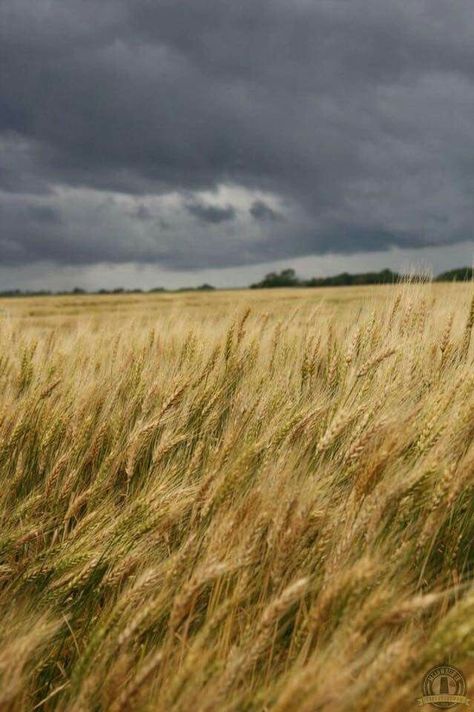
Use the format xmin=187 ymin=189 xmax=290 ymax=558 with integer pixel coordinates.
xmin=1 ymin=0 xmax=474 ymax=273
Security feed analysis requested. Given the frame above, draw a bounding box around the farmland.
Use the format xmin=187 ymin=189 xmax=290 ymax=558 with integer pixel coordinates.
xmin=0 ymin=283 xmax=473 ymax=711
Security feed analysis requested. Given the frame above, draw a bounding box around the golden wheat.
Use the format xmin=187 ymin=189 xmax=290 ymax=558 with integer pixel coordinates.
xmin=0 ymin=282 xmax=472 ymax=711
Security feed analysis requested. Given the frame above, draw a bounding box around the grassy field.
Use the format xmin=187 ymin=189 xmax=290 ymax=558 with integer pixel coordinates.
xmin=0 ymin=283 xmax=473 ymax=711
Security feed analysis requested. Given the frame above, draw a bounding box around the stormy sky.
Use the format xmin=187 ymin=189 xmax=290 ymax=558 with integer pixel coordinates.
xmin=1 ymin=0 xmax=473 ymax=289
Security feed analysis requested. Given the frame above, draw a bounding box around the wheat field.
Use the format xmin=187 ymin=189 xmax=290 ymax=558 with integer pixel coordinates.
xmin=0 ymin=283 xmax=473 ymax=711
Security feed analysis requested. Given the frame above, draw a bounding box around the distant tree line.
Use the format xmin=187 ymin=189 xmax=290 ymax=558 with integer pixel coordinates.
xmin=0 ymin=267 xmax=471 ymax=297
xmin=0 ymin=284 xmax=216 ymax=298
xmin=250 ymin=266 xmax=473 ymax=289
xmin=434 ymin=267 xmax=473 ymax=282
xmin=250 ymin=268 xmax=399 ymax=288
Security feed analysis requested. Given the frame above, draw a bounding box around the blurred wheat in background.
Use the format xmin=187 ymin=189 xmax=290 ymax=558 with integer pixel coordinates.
xmin=0 ymin=282 xmax=473 ymax=711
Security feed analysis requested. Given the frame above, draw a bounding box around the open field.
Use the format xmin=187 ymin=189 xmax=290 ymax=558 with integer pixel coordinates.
xmin=0 ymin=285 xmax=394 ymax=325
xmin=1 ymin=283 xmax=470 ymax=331
xmin=0 ymin=283 xmax=473 ymax=710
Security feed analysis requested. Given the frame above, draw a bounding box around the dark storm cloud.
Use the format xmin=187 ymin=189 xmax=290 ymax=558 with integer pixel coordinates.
xmin=1 ymin=0 xmax=474 ymax=269
xmin=186 ymin=202 xmax=236 ymax=224
xmin=131 ymin=204 xmax=153 ymax=221
xmin=249 ymin=201 xmax=283 ymax=222
xmin=27 ymin=205 xmax=62 ymax=225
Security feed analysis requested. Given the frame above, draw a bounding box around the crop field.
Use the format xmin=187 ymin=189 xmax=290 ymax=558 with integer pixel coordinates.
xmin=0 ymin=283 xmax=473 ymax=711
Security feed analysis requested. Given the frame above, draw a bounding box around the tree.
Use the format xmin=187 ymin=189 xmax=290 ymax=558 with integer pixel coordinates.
xmin=436 ymin=267 xmax=473 ymax=282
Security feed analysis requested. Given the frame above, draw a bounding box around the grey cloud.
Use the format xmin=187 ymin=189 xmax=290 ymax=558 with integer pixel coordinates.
xmin=131 ymin=204 xmax=153 ymax=221
xmin=0 ymin=191 xmax=435 ymax=270
xmin=1 ymin=0 xmax=474 ymax=270
xmin=249 ymin=200 xmax=283 ymax=222
xmin=27 ymin=205 xmax=62 ymax=224
xmin=186 ymin=202 xmax=236 ymax=224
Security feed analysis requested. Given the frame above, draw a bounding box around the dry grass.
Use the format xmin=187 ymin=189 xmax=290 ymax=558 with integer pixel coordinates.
xmin=0 ymin=282 xmax=473 ymax=711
